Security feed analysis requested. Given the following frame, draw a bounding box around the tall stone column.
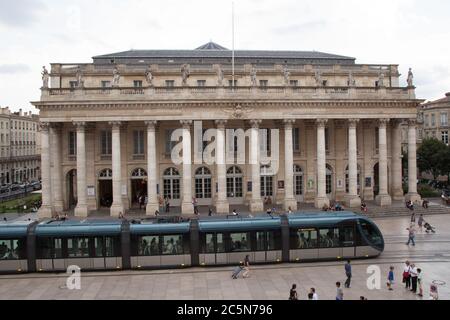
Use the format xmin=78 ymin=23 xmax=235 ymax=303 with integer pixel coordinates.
xmin=375 ymin=119 xmax=392 ymax=206
xmin=249 ymin=119 xmax=264 ymax=212
xmin=145 ymin=121 xmax=159 ymax=215
xmin=345 ymin=119 xmax=361 ymax=207
xmin=181 ymin=120 xmax=194 ymax=214
xmin=74 ymin=121 xmax=89 ymax=216
xmin=50 ymin=123 xmax=64 ymax=213
xmin=284 ymin=119 xmax=298 ymax=211
xmin=215 ymin=120 xmax=230 ymax=213
xmin=110 ymin=121 xmax=124 ymax=216
xmin=391 ymin=119 xmax=405 ymax=200
xmin=38 ymin=122 xmax=54 ymax=218
xmin=406 ymin=119 xmax=421 ymax=203
xmin=315 ymin=119 xmax=330 ymax=209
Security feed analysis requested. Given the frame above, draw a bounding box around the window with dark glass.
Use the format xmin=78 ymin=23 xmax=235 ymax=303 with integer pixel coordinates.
xmin=133 ymin=80 xmax=143 ymax=88
xmin=0 ymin=239 xmax=25 ymax=260
xmin=165 ymin=80 xmax=175 ymax=87
xmin=162 ymin=235 xmax=183 ymax=255
xmin=101 ymin=130 xmax=112 ymax=155
xmin=291 ymin=229 xmax=317 ymax=249
xmin=67 ymin=237 xmax=89 ymax=257
xmin=139 ymin=236 xmax=160 ymax=256
xmin=197 ymin=80 xmax=206 ymax=87
xmin=133 ymin=130 xmax=145 ymax=155
xmin=293 ymin=127 xmax=300 ymax=152
xmin=230 ymin=232 xmax=251 ymax=252
xmin=68 ymin=131 xmax=76 ymax=156
xmin=319 ymin=228 xmax=340 ymax=248
xmin=340 ymin=227 xmax=355 ymax=247
xmin=290 ymin=80 xmax=298 ymax=87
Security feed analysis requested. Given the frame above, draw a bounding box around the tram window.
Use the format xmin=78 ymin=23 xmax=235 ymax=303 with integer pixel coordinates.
xmin=0 ymin=239 xmax=21 ymax=260
xmin=340 ymin=227 xmax=354 ymax=247
xmin=94 ymin=238 xmax=103 ymax=257
xmin=292 ymin=229 xmax=317 ymax=249
xmin=319 ymin=228 xmax=340 ymax=248
xmin=267 ymin=231 xmax=281 ymax=250
xmin=139 ymin=236 xmax=160 ymax=256
xmin=54 ymin=239 xmax=63 ymax=258
xmin=256 ymin=232 xmax=265 ymax=251
xmin=162 ymin=235 xmax=183 ymax=255
xmin=205 ymin=234 xmax=215 ymax=253
xmin=359 ymin=221 xmax=383 ymax=247
xmin=216 ymin=233 xmax=225 ymax=253
xmin=230 ymin=232 xmax=250 ymax=252
xmin=68 ymin=237 xmax=89 ymax=257
xmin=37 ymin=238 xmax=52 ymax=259
xmin=105 ymin=237 xmax=116 ymax=257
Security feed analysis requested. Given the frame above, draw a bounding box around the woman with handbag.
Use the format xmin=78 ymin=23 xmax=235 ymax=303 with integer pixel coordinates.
xmin=403 ymin=261 xmax=412 ymax=289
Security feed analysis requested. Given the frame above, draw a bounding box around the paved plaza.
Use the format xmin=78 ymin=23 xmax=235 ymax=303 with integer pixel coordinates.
xmin=0 ymin=212 xmax=449 ymax=300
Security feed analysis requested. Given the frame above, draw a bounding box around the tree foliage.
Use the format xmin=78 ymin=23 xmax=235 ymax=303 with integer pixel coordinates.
xmin=417 ymin=138 xmax=450 ymax=180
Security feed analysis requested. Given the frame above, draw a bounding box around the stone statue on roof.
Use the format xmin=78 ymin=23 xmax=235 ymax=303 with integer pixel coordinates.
xmin=348 ymin=72 xmax=356 ymax=87
xmin=407 ymin=68 xmax=414 ymax=87
xmin=145 ymin=66 xmax=153 ymax=86
xmin=181 ymin=64 xmax=190 ymax=86
xmin=216 ymin=65 xmax=224 ymax=86
xmin=112 ymin=66 xmax=120 ymax=87
xmin=250 ymin=66 xmax=257 ymax=87
xmin=76 ymin=66 xmax=84 ymax=88
xmin=41 ymin=66 xmax=49 ymax=89
xmin=314 ymin=70 xmax=322 ymax=86
xmin=283 ymin=65 xmax=290 ymax=86
xmin=378 ymin=73 xmax=385 ymax=87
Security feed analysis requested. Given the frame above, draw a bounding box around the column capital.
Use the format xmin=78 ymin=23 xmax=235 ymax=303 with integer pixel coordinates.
xmin=391 ymin=119 xmax=404 ymax=128
xmin=248 ymin=119 xmax=262 ymax=129
xmin=348 ymin=119 xmax=360 ymax=129
xmin=180 ymin=120 xmax=193 ymax=128
xmin=39 ymin=122 xmax=51 ymax=132
xmin=283 ymin=119 xmax=296 ymax=129
xmin=108 ymin=121 xmax=122 ymax=130
xmin=215 ymin=119 xmax=228 ymax=128
xmin=378 ymin=118 xmax=390 ymax=128
xmin=408 ymin=119 xmax=417 ymax=127
xmin=316 ymin=119 xmax=328 ymax=128
xmin=145 ymin=120 xmax=157 ymax=131
xmin=50 ymin=123 xmax=63 ymax=131
xmin=73 ymin=121 xmax=86 ymax=130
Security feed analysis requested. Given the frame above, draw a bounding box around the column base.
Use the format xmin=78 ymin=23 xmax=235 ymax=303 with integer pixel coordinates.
xmin=74 ymin=205 xmax=89 ymax=217
xmin=38 ymin=206 xmax=54 ymax=219
xmin=375 ymin=194 xmax=392 ymax=207
xmin=315 ymin=197 xmax=330 ymax=209
xmin=146 ymin=203 xmax=160 ymax=216
xmin=215 ymin=200 xmax=230 ymax=214
xmin=181 ymin=202 xmax=194 ymax=214
xmin=250 ymin=199 xmax=264 ymax=213
xmin=283 ymin=198 xmax=298 ymax=211
xmin=110 ymin=204 xmax=124 ymax=217
xmin=406 ymin=193 xmax=421 ymax=204
xmin=344 ymin=195 xmax=361 ymax=208
xmin=392 ymin=192 xmax=405 ymax=201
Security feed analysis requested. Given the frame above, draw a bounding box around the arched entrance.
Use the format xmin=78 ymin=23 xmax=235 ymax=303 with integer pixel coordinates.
xmin=373 ymin=163 xmax=379 ymax=196
xmin=163 ymin=168 xmax=181 ymax=206
xmin=294 ymin=165 xmax=304 ymax=202
xmin=131 ymin=168 xmax=147 ymax=208
xmin=227 ymin=166 xmax=243 ymax=205
xmin=261 ymin=165 xmax=274 ymax=201
xmin=195 ymin=167 xmax=212 ymax=206
xmin=98 ymin=169 xmax=113 ymax=208
xmin=326 ymin=164 xmax=334 ymax=200
xmin=66 ymin=169 xmax=77 ymax=210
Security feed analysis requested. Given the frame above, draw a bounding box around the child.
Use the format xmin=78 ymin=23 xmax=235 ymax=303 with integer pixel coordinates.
xmin=387 ymin=266 xmax=394 ymax=291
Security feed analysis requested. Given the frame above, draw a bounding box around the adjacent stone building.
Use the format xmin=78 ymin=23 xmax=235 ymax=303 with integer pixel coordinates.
xmin=419 ymin=92 xmax=450 ymax=145
xmin=0 ymin=107 xmax=41 ymax=185
xmin=33 ymin=42 xmax=422 ymax=218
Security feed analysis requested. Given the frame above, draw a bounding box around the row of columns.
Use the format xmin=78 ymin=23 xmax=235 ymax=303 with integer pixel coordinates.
xmin=38 ymin=118 xmax=420 ymax=218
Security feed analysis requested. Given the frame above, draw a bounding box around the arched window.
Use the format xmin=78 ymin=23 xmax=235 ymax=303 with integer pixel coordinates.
xmin=261 ymin=165 xmax=273 ymax=197
xmin=227 ymin=166 xmax=243 ymax=198
xmin=326 ymin=165 xmax=333 ymax=195
xmin=294 ymin=165 xmax=303 ymax=196
xmin=163 ymin=167 xmax=180 ymax=200
xmin=345 ymin=165 xmax=361 ymax=194
xmin=99 ymin=169 xmax=112 ymax=180
xmin=131 ymin=168 xmax=147 ymax=179
xmin=195 ymin=167 xmax=212 ymax=199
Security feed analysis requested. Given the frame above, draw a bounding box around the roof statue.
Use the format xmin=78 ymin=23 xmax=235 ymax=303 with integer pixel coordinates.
xmin=76 ymin=66 xmax=84 ymax=88
xmin=348 ymin=72 xmax=356 ymax=87
xmin=283 ymin=65 xmax=290 ymax=86
xmin=41 ymin=66 xmax=49 ymax=89
xmin=407 ymin=68 xmax=414 ymax=87
xmin=181 ymin=64 xmax=190 ymax=86
xmin=216 ymin=65 xmax=224 ymax=86
xmin=250 ymin=66 xmax=257 ymax=87
xmin=378 ymin=73 xmax=385 ymax=87
xmin=112 ymin=66 xmax=120 ymax=87
xmin=315 ymin=70 xmax=322 ymax=86
xmin=145 ymin=66 xmax=153 ymax=86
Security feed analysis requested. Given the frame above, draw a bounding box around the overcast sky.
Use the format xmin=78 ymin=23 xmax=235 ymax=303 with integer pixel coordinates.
xmin=0 ymin=0 xmax=449 ymax=113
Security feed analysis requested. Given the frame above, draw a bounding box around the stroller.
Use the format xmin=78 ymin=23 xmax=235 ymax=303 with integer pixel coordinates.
xmin=231 ymin=265 xmax=244 ymax=279
xmin=424 ymin=222 xmax=436 ymax=233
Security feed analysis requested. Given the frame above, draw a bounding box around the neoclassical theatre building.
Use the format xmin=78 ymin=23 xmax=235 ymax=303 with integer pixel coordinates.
xmin=33 ymin=42 xmax=422 ymax=218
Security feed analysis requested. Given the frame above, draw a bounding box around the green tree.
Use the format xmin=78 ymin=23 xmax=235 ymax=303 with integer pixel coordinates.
xmin=417 ymin=138 xmax=447 ymax=180
xmin=438 ymin=146 xmax=450 ymax=182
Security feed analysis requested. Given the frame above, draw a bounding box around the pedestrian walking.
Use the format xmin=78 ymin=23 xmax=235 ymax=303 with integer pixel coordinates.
xmin=192 ymin=196 xmax=199 ymax=215
xmin=344 ymin=260 xmax=352 ymax=288
xmin=310 ymin=288 xmax=318 ymax=300
xmin=335 ymin=282 xmax=344 ymax=300
xmin=403 ymin=261 xmax=412 ymax=289
xmin=387 ymin=266 xmax=395 ymax=291
xmin=410 ymin=264 xmax=418 ymax=293
xmin=158 ymin=195 xmax=164 ymax=212
xmin=242 ymin=255 xmax=250 ymax=278
xmin=289 ymin=284 xmax=298 ymax=300
xmin=208 ymin=208 xmax=213 ymax=216
xmin=418 ymin=214 xmax=424 ymax=233
xmin=417 ymin=268 xmax=423 ymax=297
xmin=165 ymin=197 xmax=170 ymax=213
xmin=410 ymin=212 xmax=416 ymax=224
xmin=406 ymin=224 xmax=416 ymax=246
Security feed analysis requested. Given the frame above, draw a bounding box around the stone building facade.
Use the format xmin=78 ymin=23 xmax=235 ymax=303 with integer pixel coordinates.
xmin=33 ymin=42 xmax=422 ymax=218
xmin=419 ymin=92 xmax=450 ymax=145
xmin=0 ymin=107 xmax=41 ymax=185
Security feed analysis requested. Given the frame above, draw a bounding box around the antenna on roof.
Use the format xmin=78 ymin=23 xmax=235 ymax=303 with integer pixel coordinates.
xmin=232 ymin=1 xmax=235 ymax=92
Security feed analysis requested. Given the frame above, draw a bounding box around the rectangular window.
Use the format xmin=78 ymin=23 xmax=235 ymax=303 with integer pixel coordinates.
xmin=441 ymin=113 xmax=448 ymax=126
xmin=165 ymin=129 xmax=177 ymax=154
xmin=259 ymin=80 xmax=268 ymax=87
xmin=442 ymin=131 xmax=449 ymax=145
xmin=69 ymin=81 xmax=78 ymax=88
xmin=340 ymin=227 xmax=354 ymax=247
xmin=162 ymin=235 xmax=183 ymax=255
xmin=101 ymin=81 xmax=111 ymax=88
xmin=431 ymin=114 xmax=436 ymax=127
xmin=197 ymin=80 xmax=206 ymax=87
xmin=424 ymin=115 xmax=429 ymax=127
xmin=228 ymin=80 xmax=237 ymax=87
xmin=319 ymin=228 xmax=340 ymax=248
xmin=68 ymin=131 xmax=76 ymax=156
xmin=293 ymin=127 xmax=300 ymax=152
xmin=205 ymin=234 xmax=215 ymax=253
xmin=67 ymin=237 xmax=89 ymax=257
xmin=133 ymin=80 xmax=143 ymax=88
xmin=292 ymin=228 xmax=318 ymax=249
xmin=260 ymin=129 xmax=271 ymax=153
xmin=101 ymin=130 xmax=112 ymax=155
xmin=165 ymin=80 xmax=175 ymax=87
xmin=290 ymin=80 xmax=298 ymax=87
xmin=139 ymin=236 xmax=160 ymax=256
xmin=375 ymin=127 xmax=379 ymax=150
xmin=325 ymin=128 xmax=330 ymax=153
xmin=230 ymin=232 xmax=251 ymax=252
xmin=133 ymin=130 xmax=145 ymax=155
